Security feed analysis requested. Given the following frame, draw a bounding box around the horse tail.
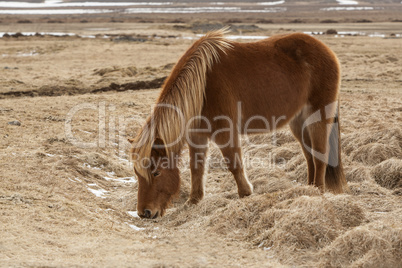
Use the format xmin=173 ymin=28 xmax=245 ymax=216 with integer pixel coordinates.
xmin=325 ymin=101 xmax=348 ymax=193
xmin=131 ymin=28 xmax=233 ymax=182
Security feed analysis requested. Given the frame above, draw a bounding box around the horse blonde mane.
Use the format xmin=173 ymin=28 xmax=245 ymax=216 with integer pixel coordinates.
xmin=131 ymin=28 xmax=233 ymax=182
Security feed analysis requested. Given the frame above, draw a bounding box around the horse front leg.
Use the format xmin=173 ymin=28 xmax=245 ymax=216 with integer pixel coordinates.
xmin=216 ymin=133 xmax=253 ymax=198
xmin=186 ymin=135 xmax=209 ymax=205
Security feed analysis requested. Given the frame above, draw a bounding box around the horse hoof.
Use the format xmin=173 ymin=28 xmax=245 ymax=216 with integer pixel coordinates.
xmin=238 ymin=183 xmax=253 ymax=198
xmin=184 ymin=198 xmax=200 ymax=207
xmin=239 ymin=192 xmax=252 ymax=198
xmin=238 ymin=188 xmax=253 ymax=198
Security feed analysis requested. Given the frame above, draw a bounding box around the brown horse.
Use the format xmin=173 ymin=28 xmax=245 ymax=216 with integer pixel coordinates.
xmin=130 ymin=28 xmax=347 ymax=219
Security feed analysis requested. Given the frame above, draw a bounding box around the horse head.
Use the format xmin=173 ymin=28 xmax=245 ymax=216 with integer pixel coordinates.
xmin=133 ymin=138 xmax=180 ymax=219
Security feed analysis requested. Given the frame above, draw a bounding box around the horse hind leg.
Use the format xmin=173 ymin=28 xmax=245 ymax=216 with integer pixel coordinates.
xmin=306 ymin=117 xmax=329 ymax=191
xmin=289 ymin=110 xmax=315 ymax=185
xmin=290 ymin=105 xmax=331 ymax=191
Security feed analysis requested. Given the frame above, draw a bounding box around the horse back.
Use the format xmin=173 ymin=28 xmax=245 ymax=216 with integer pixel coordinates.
xmin=202 ymin=33 xmax=340 ymax=133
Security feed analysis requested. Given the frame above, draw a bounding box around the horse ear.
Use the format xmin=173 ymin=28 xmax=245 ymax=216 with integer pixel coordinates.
xmin=152 ymin=138 xmax=167 ymax=157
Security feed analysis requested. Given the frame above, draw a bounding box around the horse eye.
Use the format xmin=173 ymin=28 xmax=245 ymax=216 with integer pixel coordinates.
xmin=153 ymin=171 xmax=161 ymax=177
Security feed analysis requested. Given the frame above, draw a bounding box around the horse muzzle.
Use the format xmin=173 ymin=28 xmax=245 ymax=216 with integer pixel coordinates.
xmin=139 ymin=209 xmax=159 ymax=219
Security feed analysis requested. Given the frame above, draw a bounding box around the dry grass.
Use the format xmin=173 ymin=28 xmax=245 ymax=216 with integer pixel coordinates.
xmin=371 ymin=158 xmax=402 ymax=190
xmin=0 ymin=22 xmax=401 ymax=267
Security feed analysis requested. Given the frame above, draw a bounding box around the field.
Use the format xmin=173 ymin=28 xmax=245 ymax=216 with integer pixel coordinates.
xmin=1 ymin=18 xmax=401 ymax=267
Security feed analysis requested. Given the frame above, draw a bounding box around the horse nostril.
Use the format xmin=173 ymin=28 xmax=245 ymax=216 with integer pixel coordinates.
xmin=144 ymin=209 xmax=152 ymax=218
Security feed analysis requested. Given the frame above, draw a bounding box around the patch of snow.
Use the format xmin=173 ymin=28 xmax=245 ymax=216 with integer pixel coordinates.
xmin=87 ymin=183 xmax=108 ymax=198
xmin=303 ymin=31 xmax=324 ymax=35
xmin=0 ymin=32 xmax=77 ymax=38
xmin=127 ymin=211 xmax=140 ymax=218
xmin=124 ymin=7 xmax=286 ymax=14
xmin=68 ymin=177 xmax=82 ymax=183
xmin=104 ymin=176 xmax=137 ymax=183
xmin=0 ymin=32 xmax=75 ymax=37
xmin=336 ymin=0 xmax=358 ymax=4
xmin=17 ymin=51 xmax=39 ymax=57
xmin=321 ymin=6 xmax=374 ymax=11
xmin=78 ymin=129 xmax=92 ymax=134
xmin=131 ymin=2 xmax=173 ymax=5
xmin=83 ymin=163 xmax=102 ymax=170
xmin=180 ymin=36 xmax=197 ymax=40
xmin=128 ymin=224 xmax=145 ymax=231
xmin=0 ymin=9 xmax=116 ymax=15
xmin=0 ymin=1 xmax=172 ymax=8
xmin=118 ymin=156 xmax=130 ymax=164
xmin=258 ymin=1 xmax=285 ymax=5
xmin=194 ymin=33 xmax=268 ymax=40
xmin=45 ymin=0 xmax=63 ymax=4
xmin=87 ymin=188 xmax=108 ymax=198
xmin=226 ymin=35 xmax=268 ymax=40
xmin=80 ymin=35 xmax=96 ymax=39
xmin=106 ymin=171 xmax=116 ymax=177
xmin=368 ymin=33 xmax=386 ymax=38
xmin=337 ymin=31 xmax=365 ymax=35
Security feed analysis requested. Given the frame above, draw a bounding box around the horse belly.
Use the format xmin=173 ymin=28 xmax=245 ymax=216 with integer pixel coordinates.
xmin=238 ymin=76 xmax=309 ymax=134
xmin=204 ymin=70 xmax=309 ymax=135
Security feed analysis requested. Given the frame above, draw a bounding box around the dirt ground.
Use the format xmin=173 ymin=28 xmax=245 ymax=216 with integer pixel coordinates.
xmin=0 ymin=21 xmax=401 ymax=267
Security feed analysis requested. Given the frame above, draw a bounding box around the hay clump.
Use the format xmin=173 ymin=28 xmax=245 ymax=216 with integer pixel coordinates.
xmin=342 ymin=127 xmax=401 ymax=157
xmin=219 ymin=189 xmax=372 ymax=265
xmin=325 ymin=194 xmax=365 ymax=228
xmin=81 ymin=152 xmax=131 ymax=177
xmin=270 ymin=130 xmax=296 ymax=146
xmin=319 ymin=226 xmax=401 ymax=267
xmin=252 ymin=176 xmax=293 ymax=194
xmin=348 ymin=181 xmax=390 ymax=196
xmin=344 ymin=164 xmax=371 ymax=182
xmin=93 ymin=66 xmax=138 ymax=77
xmin=350 ymin=142 xmax=401 ymax=165
xmin=277 ymin=186 xmax=321 ymax=201
xmin=250 ymin=195 xmax=345 ymax=265
xmin=271 ymin=146 xmax=299 ymax=162
xmin=208 ymin=195 xmax=276 ymax=237
xmin=174 ymin=168 xmax=190 ymax=204
xmin=283 ymin=154 xmax=307 ymax=183
xmin=268 ymin=196 xmax=342 ymax=250
xmin=165 ymin=196 xmax=230 ymax=228
xmin=371 ymin=158 xmax=402 ymax=190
